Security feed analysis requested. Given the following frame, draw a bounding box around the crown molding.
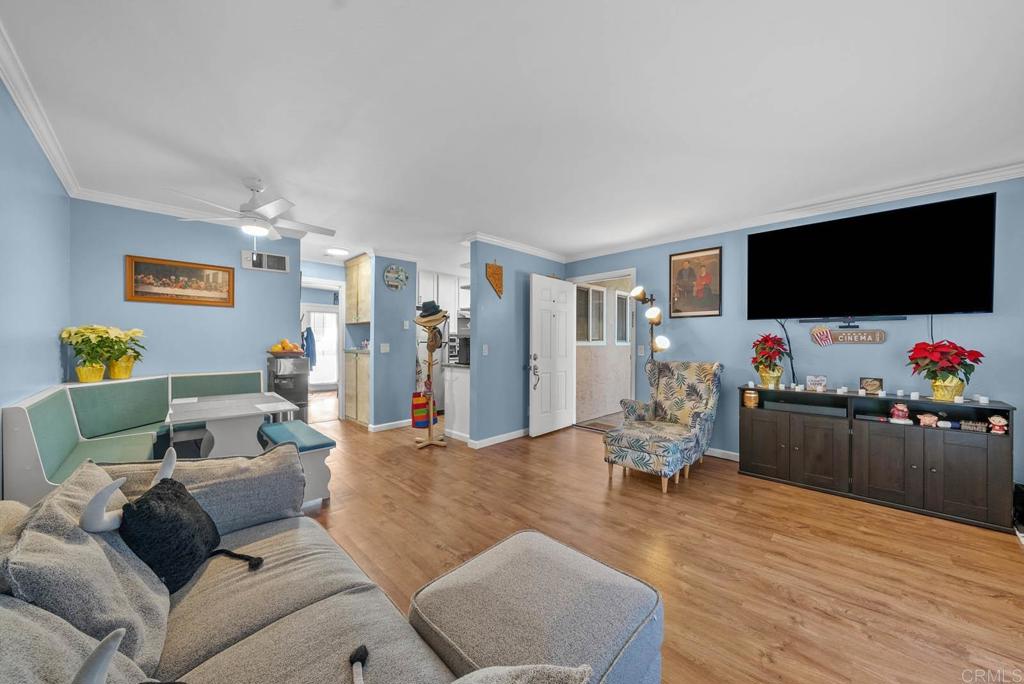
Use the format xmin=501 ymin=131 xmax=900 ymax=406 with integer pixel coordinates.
xmin=565 ymin=161 xmax=1024 ymax=262
xmin=369 ymin=250 xmax=419 ymax=264
xmin=0 ymin=17 xmax=78 ymax=193
xmin=72 ymin=187 xmax=217 ymax=219
xmin=463 ymin=232 xmax=567 ymax=264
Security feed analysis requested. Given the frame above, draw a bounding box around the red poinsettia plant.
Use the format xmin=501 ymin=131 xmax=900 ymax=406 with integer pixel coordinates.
xmin=907 ymin=339 xmax=983 ymax=383
xmin=751 ymin=333 xmax=788 ymax=371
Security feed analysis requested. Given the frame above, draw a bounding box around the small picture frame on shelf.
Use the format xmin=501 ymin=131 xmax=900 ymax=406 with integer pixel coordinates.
xmin=806 ymin=375 xmax=828 ymax=392
xmin=859 ymin=377 xmax=884 ymax=395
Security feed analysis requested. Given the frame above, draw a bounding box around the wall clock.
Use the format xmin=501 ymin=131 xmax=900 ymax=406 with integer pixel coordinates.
xmin=383 ymin=264 xmax=409 ymax=291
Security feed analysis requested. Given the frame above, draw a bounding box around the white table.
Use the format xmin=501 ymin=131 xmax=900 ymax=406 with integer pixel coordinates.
xmin=167 ymin=392 xmax=298 ymax=458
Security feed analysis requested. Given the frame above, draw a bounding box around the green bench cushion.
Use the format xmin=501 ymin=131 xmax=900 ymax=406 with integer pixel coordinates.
xmin=50 ymin=434 xmax=155 ymax=484
xmin=259 ymin=421 xmax=336 ymax=453
xmin=106 ymin=420 xmax=207 ymax=438
xmin=69 ymin=377 xmax=169 ymax=439
xmin=171 ymin=372 xmax=262 ymax=399
xmin=27 ymin=391 xmax=80 ymax=481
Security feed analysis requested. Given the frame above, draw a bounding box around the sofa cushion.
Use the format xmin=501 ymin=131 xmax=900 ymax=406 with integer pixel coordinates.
xmin=0 ymin=594 xmax=149 ymax=684
xmin=0 ymin=500 xmax=28 ymax=594
xmin=409 ymin=531 xmax=663 ymax=684
xmin=259 ymin=420 xmax=336 ymax=452
xmin=69 ymin=377 xmax=170 ymax=439
xmin=103 ymin=443 xmax=305 ymax=535
xmin=455 ymin=665 xmax=593 ymax=684
xmin=26 ymin=389 xmax=79 ymax=481
xmin=171 ymin=371 xmax=262 ymax=399
xmin=50 ymin=434 xmax=156 ymax=484
xmin=154 ymin=516 xmax=375 ymax=681
xmin=604 ymin=420 xmax=695 ymax=460
xmin=0 ymin=462 xmax=169 ymax=675
xmin=180 ymin=586 xmax=455 ymax=684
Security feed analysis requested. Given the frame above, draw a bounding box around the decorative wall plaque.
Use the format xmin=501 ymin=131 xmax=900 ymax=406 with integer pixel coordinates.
xmin=485 ymin=261 xmax=503 ymax=299
xmin=810 ymin=325 xmax=887 ymax=346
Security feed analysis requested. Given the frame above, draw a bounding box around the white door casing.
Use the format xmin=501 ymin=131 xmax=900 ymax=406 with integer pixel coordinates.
xmin=529 ymin=274 xmax=576 ymax=437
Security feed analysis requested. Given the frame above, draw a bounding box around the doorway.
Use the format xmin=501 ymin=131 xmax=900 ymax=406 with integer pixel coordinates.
xmin=570 ymin=269 xmax=635 ymax=432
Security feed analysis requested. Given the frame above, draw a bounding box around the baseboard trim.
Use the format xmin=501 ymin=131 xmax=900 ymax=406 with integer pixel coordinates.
xmin=368 ymin=419 xmax=411 ymax=432
xmin=444 ymin=428 xmax=470 ymax=443
xmin=468 ymin=429 xmax=528 ymax=450
xmin=706 ymin=448 xmax=739 ymax=462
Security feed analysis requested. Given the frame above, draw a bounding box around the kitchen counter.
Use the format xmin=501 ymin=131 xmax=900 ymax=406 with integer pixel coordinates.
xmin=442 ymin=362 xmax=470 ymax=369
xmin=344 ymin=348 xmax=370 ymax=354
xmin=443 ymin=363 xmax=470 ymax=442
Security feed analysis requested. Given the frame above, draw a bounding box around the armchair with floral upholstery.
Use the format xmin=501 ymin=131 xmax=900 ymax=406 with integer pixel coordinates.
xmin=604 ymin=360 xmax=723 ymax=493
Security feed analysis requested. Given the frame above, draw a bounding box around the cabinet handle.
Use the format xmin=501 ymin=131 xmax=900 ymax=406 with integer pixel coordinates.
xmin=779 ymin=443 xmax=786 ymax=449
xmin=910 ymin=464 xmax=918 ymax=470
xmin=929 ymin=467 xmax=937 ymax=473
xmin=793 ymin=446 xmax=800 ymax=451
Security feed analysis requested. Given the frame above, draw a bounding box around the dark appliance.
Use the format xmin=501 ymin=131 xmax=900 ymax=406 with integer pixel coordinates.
xmin=448 ymin=335 xmax=460 ymax=362
xmin=746 ymin=193 xmax=996 ymax=320
xmin=457 ymin=340 xmax=470 ymax=365
xmin=267 ymin=356 xmax=309 ymax=422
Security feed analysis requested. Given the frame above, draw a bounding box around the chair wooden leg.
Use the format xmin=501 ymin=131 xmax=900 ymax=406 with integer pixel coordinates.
xmin=684 ymin=464 xmax=690 ymax=479
xmin=700 ymin=453 xmax=705 ymax=464
xmin=673 ymin=471 xmax=680 ymax=484
xmin=607 ymin=462 xmax=614 ymax=481
xmin=661 ymin=477 xmax=668 ymax=494
xmin=623 ymin=466 xmax=629 ymax=477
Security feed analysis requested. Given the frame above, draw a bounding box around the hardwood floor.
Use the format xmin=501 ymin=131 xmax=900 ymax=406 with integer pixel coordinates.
xmin=309 ymin=408 xmax=1024 ymax=682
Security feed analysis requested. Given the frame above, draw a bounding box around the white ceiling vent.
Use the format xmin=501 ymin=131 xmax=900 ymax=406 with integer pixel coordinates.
xmin=241 ymin=250 xmax=290 ymax=273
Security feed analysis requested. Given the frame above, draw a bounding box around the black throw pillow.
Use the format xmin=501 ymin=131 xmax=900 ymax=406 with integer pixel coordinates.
xmin=119 ymin=479 xmax=262 ymax=593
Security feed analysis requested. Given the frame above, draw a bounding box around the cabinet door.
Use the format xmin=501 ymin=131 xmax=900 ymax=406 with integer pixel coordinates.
xmin=356 ymin=259 xmax=372 ymax=323
xmin=344 ymin=353 xmax=358 ymax=420
xmin=458 ymin=277 xmax=471 ymax=310
xmin=924 ymin=430 xmax=993 ymax=524
xmin=437 ymin=273 xmax=458 ymax=317
xmin=355 ymin=353 xmax=370 ymax=424
xmin=739 ymin=408 xmax=790 ymax=479
xmin=852 ymin=421 xmax=923 ymax=506
xmin=345 ymin=268 xmax=359 ymax=324
xmin=790 ymin=414 xmax=850 ymax=492
xmin=418 ymin=270 xmax=436 ymax=306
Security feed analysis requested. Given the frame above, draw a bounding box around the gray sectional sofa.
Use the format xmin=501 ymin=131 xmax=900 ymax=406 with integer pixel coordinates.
xmin=0 ymin=445 xmax=663 ymax=683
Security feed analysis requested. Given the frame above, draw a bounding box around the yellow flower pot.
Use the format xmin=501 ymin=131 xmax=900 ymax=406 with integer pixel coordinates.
xmin=75 ymin=364 xmax=105 ymax=383
xmin=930 ymin=376 xmax=965 ymax=402
xmin=108 ymin=356 xmax=136 ymax=380
xmin=756 ymin=365 xmax=784 ymax=388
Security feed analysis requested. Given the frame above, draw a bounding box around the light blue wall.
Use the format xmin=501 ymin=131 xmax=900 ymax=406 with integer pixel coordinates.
xmin=371 ymin=257 xmax=417 ymax=426
xmin=301 ymin=260 xmax=345 ymax=282
xmin=69 ymin=199 xmax=301 ymax=378
xmin=301 ymin=287 xmax=336 ymax=306
xmin=0 ymin=81 xmax=70 ymax=406
xmin=0 ymin=80 xmax=71 ymax=497
xmin=566 ymin=179 xmax=1024 ymax=478
xmin=470 ymin=241 xmax=566 ymax=441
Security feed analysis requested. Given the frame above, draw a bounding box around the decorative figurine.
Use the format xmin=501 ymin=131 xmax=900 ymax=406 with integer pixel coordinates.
xmin=989 ymin=415 xmax=1008 ymax=435
xmin=889 ymin=403 xmax=909 ymax=420
xmin=917 ymin=413 xmax=939 ymax=428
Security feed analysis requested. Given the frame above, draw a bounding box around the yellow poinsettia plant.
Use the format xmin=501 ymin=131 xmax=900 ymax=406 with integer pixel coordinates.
xmin=60 ymin=325 xmax=145 ymax=367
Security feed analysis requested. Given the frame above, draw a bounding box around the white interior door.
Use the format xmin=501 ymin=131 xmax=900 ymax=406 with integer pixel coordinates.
xmin=529 ymin=274 xmax=576 ymax=437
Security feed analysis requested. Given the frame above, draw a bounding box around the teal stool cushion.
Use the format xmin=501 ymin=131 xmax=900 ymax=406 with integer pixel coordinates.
xmin=258 ymin=421 xmax=335 ymax=453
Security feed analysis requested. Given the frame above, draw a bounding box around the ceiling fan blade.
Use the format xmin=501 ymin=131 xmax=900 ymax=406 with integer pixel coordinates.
xmin=169 ymin=189 xmax=243 ymax=215
xmin=274 ymin=218 xmax=336 ymax=237
xmin=252 ymin=197 xmax=294 ymax=221
xmin=178 ymin=216 xmax=244 ymax=222
xmin=274 ymin=226 xmax=306 ymax=239
xmin=266 ymin=226 xmax=283 ymax=241
xmin=178 ymin=217 xmax=250 ymax=228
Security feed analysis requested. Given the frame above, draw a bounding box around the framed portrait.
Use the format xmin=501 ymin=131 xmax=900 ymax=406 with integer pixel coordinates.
xmin=669 ymin=246 xmax=721 ymax=318
xmin=125 ymin=255 xmax=234 ymax=307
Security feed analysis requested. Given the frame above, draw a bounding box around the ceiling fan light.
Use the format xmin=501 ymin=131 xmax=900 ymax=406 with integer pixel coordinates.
xmin=325 ymin=248 xmax=349 ymax=257
xmin=241 ymin=223 xmax=270 ymax=237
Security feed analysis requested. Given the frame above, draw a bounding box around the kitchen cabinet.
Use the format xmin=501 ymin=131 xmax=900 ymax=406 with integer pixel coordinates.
xmin=418 ymin=270 xmax=436 ymax=306
xmin=738 ymin=408 xmax=790 ymax=480
xmin=443 ymin=365 xmax=470 ymax=441
xmin=345 ymin=254 xmax=372 ymax=323
xmin=344 ymin=351 xmax=370 ymax=424
xmin=458 ymin=277 xmax=471 ymax=311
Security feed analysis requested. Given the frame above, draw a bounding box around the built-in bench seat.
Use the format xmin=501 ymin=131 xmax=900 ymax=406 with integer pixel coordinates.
xmin=2 ymin=370 xmax=264 ymax=504
xmin=258 ymin=420 xmax=335 ymax=503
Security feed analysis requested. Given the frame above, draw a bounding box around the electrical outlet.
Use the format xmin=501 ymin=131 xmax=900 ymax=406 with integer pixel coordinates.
xmin=637 ymin=345 xmax=645 ymax=357
xmin=380 ymin=343 xmax=390 ymax=354
xmin=482 ymin=344 xmax=489 ymax=356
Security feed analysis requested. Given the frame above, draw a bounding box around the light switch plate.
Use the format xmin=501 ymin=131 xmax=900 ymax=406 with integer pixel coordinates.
xmin=637 ymin=345 xmax=645 ymax=357
xmin=380 ymin=343 xmax=390 ymax=353
xmin=403 ymin=320 xmax=410 ymax=330
xmin=482 ymin=344 xmax=489 ymax=356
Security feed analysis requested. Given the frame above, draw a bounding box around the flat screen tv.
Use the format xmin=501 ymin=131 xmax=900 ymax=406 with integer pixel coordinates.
xmin=746 ymin=193 xmax=996 ymax=320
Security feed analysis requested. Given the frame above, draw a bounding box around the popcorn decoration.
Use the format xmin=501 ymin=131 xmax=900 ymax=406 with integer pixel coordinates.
xmin=811 ymin=325 xmax=833 ymax=346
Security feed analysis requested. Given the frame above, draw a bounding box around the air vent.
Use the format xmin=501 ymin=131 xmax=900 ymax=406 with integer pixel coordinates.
xmin=242 ymin=250 xmax=290 ymax=273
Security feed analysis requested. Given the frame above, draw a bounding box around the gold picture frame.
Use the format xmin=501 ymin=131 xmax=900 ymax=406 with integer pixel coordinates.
xmin=669 ymin=246 xmax=721 ymax=318
xmin=125 ymin=255 xmax=234 ymax=308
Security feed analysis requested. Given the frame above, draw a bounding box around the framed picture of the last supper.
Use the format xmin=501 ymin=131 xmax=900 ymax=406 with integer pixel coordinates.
xmin=669 ymin=246 xmax=721 ymax=318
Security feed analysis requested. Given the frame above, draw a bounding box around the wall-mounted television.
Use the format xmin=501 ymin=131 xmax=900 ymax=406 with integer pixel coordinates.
xmin=746 ymin=193 xmax=996 ymax=320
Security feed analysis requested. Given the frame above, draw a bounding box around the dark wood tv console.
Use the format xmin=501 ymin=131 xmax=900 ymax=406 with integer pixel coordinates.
xmin=737 ymin=386 xmax=1015 ymax=531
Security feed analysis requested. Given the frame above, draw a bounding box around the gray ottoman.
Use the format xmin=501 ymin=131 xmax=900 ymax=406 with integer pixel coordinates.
xmin=409 ymin=530 xmax=663 ymax=683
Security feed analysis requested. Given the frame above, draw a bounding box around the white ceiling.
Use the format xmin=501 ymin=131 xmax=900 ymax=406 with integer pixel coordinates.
xmin=2 ymin=0 xmax=1023 ymax=273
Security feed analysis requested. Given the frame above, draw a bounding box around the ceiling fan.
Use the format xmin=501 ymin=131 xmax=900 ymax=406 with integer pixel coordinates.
xmin=175 ymin=177 xmax=336 ymax=240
